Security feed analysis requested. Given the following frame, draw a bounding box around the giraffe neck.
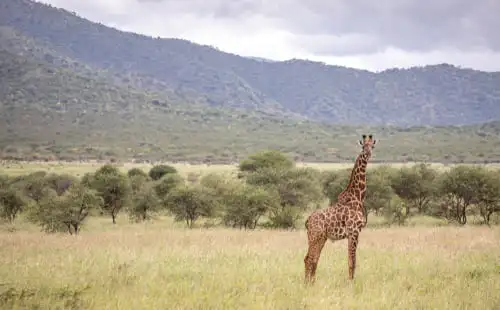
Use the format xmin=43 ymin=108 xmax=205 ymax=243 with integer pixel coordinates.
xmin=340 ymin=151 xmax=370 ymax=203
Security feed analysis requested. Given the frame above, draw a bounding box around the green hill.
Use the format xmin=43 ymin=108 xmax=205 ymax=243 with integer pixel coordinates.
xmin=1 ymin=0 xmax=500 ymax=163
xmin=2 ymin=47 xmax=500 ymax=163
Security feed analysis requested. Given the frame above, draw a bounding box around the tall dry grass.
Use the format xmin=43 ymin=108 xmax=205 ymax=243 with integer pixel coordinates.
xmin=1 ymin=219 xmax=499 ymax=309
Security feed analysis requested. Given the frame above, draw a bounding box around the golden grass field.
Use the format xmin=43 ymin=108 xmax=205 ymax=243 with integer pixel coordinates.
xmin=1 ymin=162 xmax=500 ymax=309
xmin=1 ymin=216 xmax=499 ymax=310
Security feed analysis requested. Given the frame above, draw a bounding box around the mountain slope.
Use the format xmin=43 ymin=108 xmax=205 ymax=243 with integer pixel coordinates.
xmin=0 ymin=48 xmax=315 ymax=162
xmin=0 ymin=0 xmax=290 ymax=117
xmin=2 ymin=0 xmax=500 ymax=163
xmin=2 ymin=43 xmax=500 ymax=163
xmin=2 ymin=0 xmax=500 ymax=126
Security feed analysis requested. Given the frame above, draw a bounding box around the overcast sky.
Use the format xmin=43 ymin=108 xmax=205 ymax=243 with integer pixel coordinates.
xmin=38 ymin=0 xmax=500 ymax=72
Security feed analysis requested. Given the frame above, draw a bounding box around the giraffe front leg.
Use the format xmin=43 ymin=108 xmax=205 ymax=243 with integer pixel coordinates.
xmin=304 ymin=236 xmax=326 ymax=285
xmin=347 ymin=231 xmax=359 ymax=280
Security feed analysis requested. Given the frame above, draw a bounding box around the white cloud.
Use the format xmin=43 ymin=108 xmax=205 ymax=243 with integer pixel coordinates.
xmin=37 ymin=0 xmax=500 ymax=72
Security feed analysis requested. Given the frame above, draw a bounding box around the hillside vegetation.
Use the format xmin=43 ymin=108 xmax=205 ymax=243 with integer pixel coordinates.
xmin=2 ymin=0 xmax=500 ymax=126
xmin=1 ymin=0 xmax=500 ymax=163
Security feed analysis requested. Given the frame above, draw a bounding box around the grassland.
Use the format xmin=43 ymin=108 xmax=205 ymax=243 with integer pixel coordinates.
xmin=1 ymin=216 xmax=499 ymax=309
xmin=1 ymin=162 xmax=500 ymax=309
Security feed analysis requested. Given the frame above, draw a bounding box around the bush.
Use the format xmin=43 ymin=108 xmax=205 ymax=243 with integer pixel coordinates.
xmin=437 ymin=165 xmax=489 ymax=225
xmin=149 ymin=164 xmax=177 ymax=181
xmin=154 ymin=173 xmax=184 ymax=199
xmin=477 ymin=171 xmax=500 ymax=225
xmin=383 ymin=196 xmax=410 ymax=226
xmin=26 ymin=183 xmax=102 ymax=234
xmin=244 ymin=166 xmax=323 ymax=228
xmin=365 ymin=167 xmax=395 ymax=218
xmin=129 ymin=174 xmax=150 ymax=194
xmin=0 ymin=186 xmax=25 ymax=223
xmin=128 ymin=182 xmax=162 ymax=222
xmin=320 ymin=169 xmax=350 ymax=204
xmin=164 ymin=184 xmax=217 ymax=228
xmin=238 ymin=150 xmax=294 ymax=174
xmin=12 ymin=171 xmax=49 ymax=203
xmin=88 ymin=165 xmax=131 ymax=224
xmin=222 ymin=183 xmax=279 ymax=229
xmin=391 ymin=164 xmax=438 ymax=215
xmin=45 ymin=173 xmax=78 ymax=195
xmin=127 ymin=168 xmax=149 ymax=178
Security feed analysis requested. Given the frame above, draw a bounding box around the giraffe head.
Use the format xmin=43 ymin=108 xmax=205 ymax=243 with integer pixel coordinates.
xmin=358 ymin=134 xmax=376 ymax=156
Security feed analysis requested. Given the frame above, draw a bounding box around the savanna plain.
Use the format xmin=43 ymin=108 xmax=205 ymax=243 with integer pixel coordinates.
xmin=1 ymin=162 xmax=500 ymax=310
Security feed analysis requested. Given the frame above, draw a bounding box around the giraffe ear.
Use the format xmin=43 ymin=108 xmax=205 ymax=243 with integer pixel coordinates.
xmin=368 ymin=134 xmax=373 ymax=140
xmin=362 ymin=134 xmax=366 ymax=140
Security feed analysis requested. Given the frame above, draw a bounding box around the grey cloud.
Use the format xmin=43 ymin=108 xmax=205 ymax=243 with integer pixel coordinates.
xmin=277 ymin=0 xmax=500 ymax=53
xmin=137 ymin=0 xmax=500 ymax=54
xmin=292 ymin=34 xmax=383 ymax=56
xmin=40 ymin=0 xmax=500 ymax=56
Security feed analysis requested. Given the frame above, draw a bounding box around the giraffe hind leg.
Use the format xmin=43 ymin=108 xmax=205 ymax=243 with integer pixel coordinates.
xmin=304 ymin=233 xmax=327 ymax=285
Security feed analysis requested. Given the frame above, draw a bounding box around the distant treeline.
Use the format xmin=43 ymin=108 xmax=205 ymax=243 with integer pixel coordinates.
xmin=1 ymin=150 xmax=499 ymax=234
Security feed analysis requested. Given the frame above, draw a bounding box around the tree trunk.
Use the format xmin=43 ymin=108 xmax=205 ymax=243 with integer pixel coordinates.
xmin=458 ymin=204 xmax=467 ymax=225
xmin=485 ymin=210 xmax=492 ymax=226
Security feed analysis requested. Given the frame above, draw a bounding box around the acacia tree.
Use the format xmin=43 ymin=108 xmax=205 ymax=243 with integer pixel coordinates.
xmin=13 ymin=171 xmax=49 ymax=204
xmin=364 ymin=167 xmax=395 ymax=218
xmin=127 ymin=168 xmax=149 ymax=178
xmin=149 ymin=164 xmax=177 ymax=181
xmin=128 ymin=180 xmax=162 ymax=222
xmin=129 ymin=173 xmax=150 ymax=194
xmin=44 ymin=173 xmax=77 ymax=195
xmin=238 ymin=150 xmax=294 ymax=176
xmin=164 ymin=184 xmax=217 ymax=228
xmin=154 ymin=173 xmax=184 ymax=200
xmin=0 ymin=174 xmax=9 ymax=188
xmin=222 ymin=183 xmax=279 ymax=229
xmin=27 ymin=184 xmax=102 ymax=234
xmin=477 ymin=172 xmax=500 ymax=225
xmin=383 ymin=196 xmax=410 ymax=226
xmin=0 ymin=175 xmax=23 ymax=223
xmin=438 ymin=165 xmax=488 ymax=225
xmin=88 ymin=165 xmax=131 ymax=224
xmin=239 ymin=151 xmax=324 ymax=229
xmin=320 ymin=169 xmax=350 ymax=204
xmin=0 ymin=187 xmax=25 ymax=223
xmin=62 ymin=183 xmax=103 ymax=234
xmin=245 ymin=166 xmax=323 ymax=229
xmin=391 ymin=164 xmax=438 ymax=215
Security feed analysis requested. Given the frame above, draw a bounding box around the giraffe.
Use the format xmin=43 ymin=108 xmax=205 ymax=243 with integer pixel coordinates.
xmin=304 ymin=134 xmax=376 ymax=284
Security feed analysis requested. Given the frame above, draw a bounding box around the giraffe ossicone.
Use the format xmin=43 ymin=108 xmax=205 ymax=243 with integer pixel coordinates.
xmin=304 ymin=134 xmax=376 ymax=284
